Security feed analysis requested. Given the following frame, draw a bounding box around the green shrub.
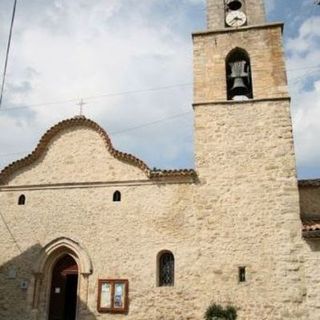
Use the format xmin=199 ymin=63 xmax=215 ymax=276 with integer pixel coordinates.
xmin=204 ymin=303 xmax=237 ymax=320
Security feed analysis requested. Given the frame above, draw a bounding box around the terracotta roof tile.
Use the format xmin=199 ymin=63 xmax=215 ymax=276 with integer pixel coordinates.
xmin=302 ymin=219 xmax=320 ymax=239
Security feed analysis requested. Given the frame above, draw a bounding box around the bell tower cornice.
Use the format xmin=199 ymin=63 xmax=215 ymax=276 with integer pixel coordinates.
xmin=192 ymin=22 xmax=284 ymax=37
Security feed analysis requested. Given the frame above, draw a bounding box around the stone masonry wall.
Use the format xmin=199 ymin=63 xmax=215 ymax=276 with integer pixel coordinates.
xmin=193 ymin=98 xmax=308 ymax=319
xmin=0 ymin=180 xmax=200 ymax=320
xmin=193 ymin=8 xmax=317 ymax=319
xmin=0 ymin=126 xmax=202 ymax=320
xmin=0 ymin=116 xmax=314 ymax=320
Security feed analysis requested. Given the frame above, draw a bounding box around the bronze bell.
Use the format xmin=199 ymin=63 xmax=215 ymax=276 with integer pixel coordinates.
xmin=231 ymin=77 xmax=249 ymax=96
xmin=229 ymin=60 xmax=249 ymax=97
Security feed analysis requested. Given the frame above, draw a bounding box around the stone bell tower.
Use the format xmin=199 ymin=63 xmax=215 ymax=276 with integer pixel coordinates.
xmin=192 ymin=1 xmax=307 ymax=319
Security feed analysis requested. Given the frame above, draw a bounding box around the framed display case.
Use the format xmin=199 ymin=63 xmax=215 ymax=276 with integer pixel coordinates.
xmin=97 ymin=279 xmax=129 ymax=314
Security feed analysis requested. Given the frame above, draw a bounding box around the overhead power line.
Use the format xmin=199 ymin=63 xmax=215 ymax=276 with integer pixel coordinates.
xmin=0 ymin=209 xmax=22 ymax=253
xmin=0 ymin=63 xmax=319 ymax=113
xmin=0 ymin=83 xmax=192 ymax=112
xmin=0 ymin=0 xmax=18 ymax=109
xmin=0 ymin=110 xmax=193 ymax=159
xmin=0 ymin=65 xmax=319 ymax=159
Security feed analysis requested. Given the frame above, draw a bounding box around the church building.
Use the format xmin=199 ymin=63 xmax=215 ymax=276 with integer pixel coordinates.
xmin=1 ymin=0 xmax=320 ymax=319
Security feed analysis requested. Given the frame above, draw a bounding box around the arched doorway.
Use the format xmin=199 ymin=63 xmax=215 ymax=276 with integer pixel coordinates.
xmin=48 ymin=254 xmax=78 ymax=320
xmin=32 ymin=237 xmax=93 ymax=319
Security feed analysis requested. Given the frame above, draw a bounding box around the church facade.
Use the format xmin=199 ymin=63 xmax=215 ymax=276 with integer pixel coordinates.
xmin=1 ymin=0 xmax=320 ymax=319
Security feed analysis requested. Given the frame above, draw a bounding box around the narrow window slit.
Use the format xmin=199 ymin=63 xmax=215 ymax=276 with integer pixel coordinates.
xmin=113 ymin=191 xmax=121 ymax=202
xmin=239 ymin=266 xmax=246 ymax=282
xmin=18 ymin=194 xmax=26 ymax=205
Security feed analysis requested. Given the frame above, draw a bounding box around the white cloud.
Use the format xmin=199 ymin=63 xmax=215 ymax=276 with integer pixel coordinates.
xmin=287 ymin=16 xmax=320 ymax=53
xmin=0 ymin=1 xmax=319 ymax=178
xmin=286 ymin=16 xmax=320 ymax=177
xmin=0 ymin=0 xmax=195 ymax=170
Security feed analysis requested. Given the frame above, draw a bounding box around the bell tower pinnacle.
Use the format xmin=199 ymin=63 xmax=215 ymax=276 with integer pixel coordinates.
xmin=207 ymin=0 xmax=266 ymax=30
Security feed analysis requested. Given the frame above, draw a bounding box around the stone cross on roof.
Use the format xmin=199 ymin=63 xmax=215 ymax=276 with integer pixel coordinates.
xmin=76 ymin=99 xmax=87 ymax=116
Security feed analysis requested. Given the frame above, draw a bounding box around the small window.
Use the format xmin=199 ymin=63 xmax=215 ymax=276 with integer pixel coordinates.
xmin=113 ymin=191 xmax=121 ymax=202
xmin=239 ymin=267 xmax=246 ymax=282
xmin=158 ymin=251 xmax=174 ymax=287
xmin=18 ymin=195 xmax=26 ymax=205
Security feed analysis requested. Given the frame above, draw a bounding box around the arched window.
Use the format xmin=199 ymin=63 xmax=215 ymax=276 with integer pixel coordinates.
xmin=113 ymin=191 xmax=121 ymax=202
xmin=18 ymin=194 xmax=26 ymax=205
xmin=158 ymin=251 xmax=174 ymax=287
xmin=226 ymin=48 xmax=253 ymax=100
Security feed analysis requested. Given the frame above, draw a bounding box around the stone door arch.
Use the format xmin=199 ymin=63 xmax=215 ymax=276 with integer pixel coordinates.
xmin=32 ymin=237 xmax=93 ymax=319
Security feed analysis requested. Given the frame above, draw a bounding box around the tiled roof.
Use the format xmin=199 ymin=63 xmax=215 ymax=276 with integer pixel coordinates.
xmin=0 ymin=116 xmax=197 ymax=185
xmin=302 ymin=220 xmax=320 ymax=239
xmin=302 ymin=220 xmax=320 ymax=232
xmin=298 ymin=179 xmax=320 ymax=187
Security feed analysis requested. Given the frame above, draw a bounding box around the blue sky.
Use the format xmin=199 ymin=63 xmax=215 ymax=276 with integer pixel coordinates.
xmin=0 ymin=0 xmax=319 ymax=179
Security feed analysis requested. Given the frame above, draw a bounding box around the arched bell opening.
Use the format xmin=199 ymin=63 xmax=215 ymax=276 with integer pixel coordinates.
xmin=48 ymin=254 xmax=79 ymax=320
xmin=226 ymin=47 xmax=253 ymax=101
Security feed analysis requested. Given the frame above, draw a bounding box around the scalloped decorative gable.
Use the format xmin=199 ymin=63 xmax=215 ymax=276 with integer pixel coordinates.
xmin=1 ymin=117 xmax=150 ymax=186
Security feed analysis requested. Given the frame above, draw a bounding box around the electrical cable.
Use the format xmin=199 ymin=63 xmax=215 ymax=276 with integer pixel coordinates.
xmin=0 ymin=209 xmax=22 ymax=253
xmin=110 ymin=111 xmax=192 ymax=135
xmin=0 ymin=0 xmax=18 ymax=110
xmin=0 ymin=63 xmax=319 ymax=113
xmin=0 ymin=65 xmax=318 ymax=160
xmin=0 ymin=110 xmax=193 ymax=159
xmin=0 ymin=83 xmax=193 ymax=112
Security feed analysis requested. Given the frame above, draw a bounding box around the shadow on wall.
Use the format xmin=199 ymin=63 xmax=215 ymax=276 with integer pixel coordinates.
xmin=305 ymin=240 xmax=320 ymax=252
xmin=0 ymin=243 xmax=97 ymax=320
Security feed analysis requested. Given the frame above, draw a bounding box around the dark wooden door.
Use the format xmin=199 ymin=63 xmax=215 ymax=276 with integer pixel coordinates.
xmin=49 ymin=255 xmax=78 ymax=320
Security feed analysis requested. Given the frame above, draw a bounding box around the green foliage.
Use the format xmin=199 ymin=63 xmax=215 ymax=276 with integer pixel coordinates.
xmin=204 ymin=303 xmax=237 ymax=320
